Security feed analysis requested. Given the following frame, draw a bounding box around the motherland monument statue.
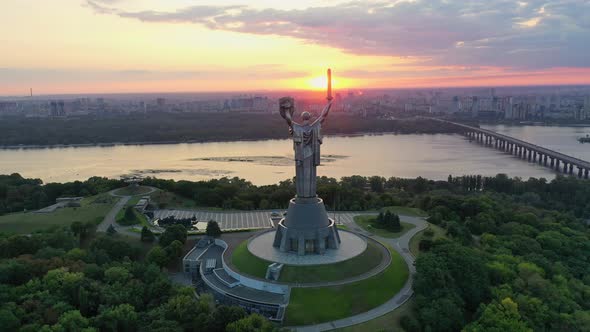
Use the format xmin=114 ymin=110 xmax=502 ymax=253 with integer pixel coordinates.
xmin=273 ymin=69 xmax=341 ymax=255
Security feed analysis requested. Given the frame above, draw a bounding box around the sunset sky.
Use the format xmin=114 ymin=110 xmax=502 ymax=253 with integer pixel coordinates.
xmin=1 ymin=0 xmax=590 ymax=95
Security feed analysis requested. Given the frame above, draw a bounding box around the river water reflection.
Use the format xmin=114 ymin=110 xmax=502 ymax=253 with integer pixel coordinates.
xmin=5 ymin=125 xmax=585 ymax=184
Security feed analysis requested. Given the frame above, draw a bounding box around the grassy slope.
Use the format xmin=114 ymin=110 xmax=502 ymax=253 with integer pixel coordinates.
xmin=285 ymin=245 xmax=409 ymax=326
xmin=149 ymin=190 xmax=219 ymax=210
xmin=231 ymin=239 xmax=385 ymax=284
xmin=334 ymin=298 xmax=415 ymax=332
xmin=230 ymin=241 xmax=272 ymax=278
xmin=116 ymin=197 xmax=149 ymax=227
xmin=409 ymin=223 xmax=447 ymax=256
xmin=112 ymin=185 xmax=153 ymax=196
xmin=355 ymin=215 xmax=415 ymax=238
xmin=382 ymin=206 xmax=428 ymax=217
xmin=0 ymin=194 xmax=117 ymax=233
xmin=279 ymin=241 xmax=384 ymax=283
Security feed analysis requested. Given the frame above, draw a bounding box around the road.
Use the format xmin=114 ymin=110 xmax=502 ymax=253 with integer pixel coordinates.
xmin=97 ymin=186 xmax=156 ymax=236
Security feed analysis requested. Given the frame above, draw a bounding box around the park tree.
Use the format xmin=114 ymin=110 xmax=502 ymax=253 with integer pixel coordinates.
xmin=96 ymin=304 xmax=138 ymax=332
xmin=226 ymin=314 xmax=277 ymax=332
xmin=106 ymin=224 xmax=117 ymax=235
xmin=389 ymin=213 xmax=401 ymax=232
xmin=159 ymin=225 xmax=187 ymax=247
xmin=71 ymin=221 xmax=84 ymax=236
xmin=165 ymin=240 xmax=184 ymax=262
xmin=376 ymin=211 xmax=384 ymax=224
xmin=140 ymin=226 xmax=155 ymax=243
xmin=147 ymin=246 xmax=169 ymax=268
xmin=0 ymin=308 xmax=20 ymax=331
xmin=52 ymin=310 xmax=92 ymax=332
xmin=464 ymin=298 xmax=532 ymax=332
xmin=208 ymin=305 xmax=246 ymax=332
xmin=206 ymin=220 xmax=222 ymax=238
xmin=124 ymin=206 xmax=136 ymax=221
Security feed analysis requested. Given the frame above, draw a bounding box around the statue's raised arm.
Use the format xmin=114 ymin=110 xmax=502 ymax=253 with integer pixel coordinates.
xmin=312 ymin=68 xmax=334 ymax=126
xmin=279 ymin=97 xmax=296 ymax=129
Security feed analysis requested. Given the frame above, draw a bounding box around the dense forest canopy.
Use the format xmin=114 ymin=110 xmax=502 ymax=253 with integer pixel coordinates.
xmin=1 ymin=173 xmax=589 ymax=330
xmin=0 ymin=114 xmax=459 ymax=146
xmin=0 ymin=226 xmax=277 ymax=331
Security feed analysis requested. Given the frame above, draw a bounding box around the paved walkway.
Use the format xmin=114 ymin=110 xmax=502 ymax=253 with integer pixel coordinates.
xmin=291 ymin=215 xmax=428 ymax=332
xmin=96 ymin=186 xmax=157 ymax=236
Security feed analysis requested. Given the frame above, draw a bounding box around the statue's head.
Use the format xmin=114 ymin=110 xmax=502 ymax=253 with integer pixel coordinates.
xmin=301 ymin=112 xmax=311 ymax=122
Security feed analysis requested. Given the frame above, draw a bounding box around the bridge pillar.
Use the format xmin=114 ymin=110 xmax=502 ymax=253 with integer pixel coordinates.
xmin=519 ymin=146 xmax=523 ymax=158
xmin=543 ymin=155 xmax=547 ymax=166
xmin=527 ymin=149 xmax=531 ymax=161
xmin=538 ymin=153 xmax=543 ymax=165
xmin=578 ymin=167 xmax=583 ymax=178
xmin=533 ymin=151 xmax=537 ymax=162
xmin=510 ymin=144 xmax=514 ymax=154
xmin=562 ymin=162 xmax=567 ymax=173
xmin=585 ymin=169 xmax=589 ymax=179
xmin=569 ymin=164 xmax=574 ymax=174
xmin=550 ymin=157 xmax=555 ymax=167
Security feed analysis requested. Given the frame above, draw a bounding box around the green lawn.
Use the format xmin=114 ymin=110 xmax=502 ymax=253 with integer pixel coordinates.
xmin=382 ymin=206 xmax=428 ymax=217
xmin=231 ymin=240 xmax=270 ymax=278
xmin=279 ymin=241 xmax=384 ymax=283
xmin=355 ymin=215 xmax=415 ymax=238
xmin=150 ymin=190 xmax=211 ymax=210
xmin=115 ymin=197 xmax=149 ymax=227
xmin=334 ymin=298 xmax=415 ymax=332
xmin=116 ymin=207 xmax=148 ymax=226
xmin=231 ymin=238 xmax=385 ymax=284
xmin=285 ymin=245 xmax=409 ymax=326
xmin=0 ymin=194 xmax=117 ymax=234
xmin=409 ymin=223 xmax=447 ymax=256
xmin=112 ymin=185 xmax=153 ymax=196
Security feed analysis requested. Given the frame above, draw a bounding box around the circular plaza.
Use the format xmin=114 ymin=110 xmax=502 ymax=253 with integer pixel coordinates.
xmin=247 ymin=229 xmax=367 ymax=265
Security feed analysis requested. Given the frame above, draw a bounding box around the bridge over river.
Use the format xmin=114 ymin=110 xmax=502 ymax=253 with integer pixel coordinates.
xmin=432 ymin=118 xmax=590 ymax=179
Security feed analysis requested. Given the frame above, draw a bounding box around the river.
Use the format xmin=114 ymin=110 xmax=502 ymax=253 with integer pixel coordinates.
xmin=1 ymin=125 xmax=588 ymax=185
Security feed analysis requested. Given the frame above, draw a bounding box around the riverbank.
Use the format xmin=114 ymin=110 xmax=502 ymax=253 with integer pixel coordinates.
xmin=0 ymin=113 xmax=460 ymax=149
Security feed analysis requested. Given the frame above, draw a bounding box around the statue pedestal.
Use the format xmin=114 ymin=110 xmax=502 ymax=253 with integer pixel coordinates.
xmin=272 ymin=197 xmax=341 ymax=255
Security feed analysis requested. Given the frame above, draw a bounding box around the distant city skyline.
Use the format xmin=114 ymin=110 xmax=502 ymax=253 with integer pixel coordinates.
xmin=1 ymin=0 xmax=590 ymax=95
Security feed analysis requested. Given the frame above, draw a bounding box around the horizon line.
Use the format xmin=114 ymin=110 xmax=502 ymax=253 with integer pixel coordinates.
xmin=2 ymin=82 xmax=590 ymax=99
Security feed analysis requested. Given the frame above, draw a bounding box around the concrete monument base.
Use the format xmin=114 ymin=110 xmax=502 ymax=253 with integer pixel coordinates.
xmin=250 ymin=230 xmax=366 ymax=265
xmin=272 ymin=197 xmax=341 ymax=255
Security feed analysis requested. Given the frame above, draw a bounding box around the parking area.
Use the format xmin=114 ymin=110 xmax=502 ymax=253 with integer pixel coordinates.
xmin=152 ymin=209 xmax=376 ymax=231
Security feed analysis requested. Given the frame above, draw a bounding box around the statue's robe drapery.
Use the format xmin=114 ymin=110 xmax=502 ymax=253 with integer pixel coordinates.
xmin=291 ymin=122 xmax=322 ymax=198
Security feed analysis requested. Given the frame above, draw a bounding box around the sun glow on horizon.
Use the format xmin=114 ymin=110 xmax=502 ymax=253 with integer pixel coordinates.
xmin=302 ymin=73 xmax=356 ymax=91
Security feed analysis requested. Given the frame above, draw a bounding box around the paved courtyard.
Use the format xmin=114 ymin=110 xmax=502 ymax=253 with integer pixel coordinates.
xmin=151 ymin=209 xmax=375 ymax=231
xmin=248 ymin=230 xmax=367 ymax=265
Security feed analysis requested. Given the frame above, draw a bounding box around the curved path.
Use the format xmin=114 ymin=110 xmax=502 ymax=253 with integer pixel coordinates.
xmin=291 ymin=214 xmax=427 ymax=332
xmin=96 ymin=186 xmax=157 ymax=236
